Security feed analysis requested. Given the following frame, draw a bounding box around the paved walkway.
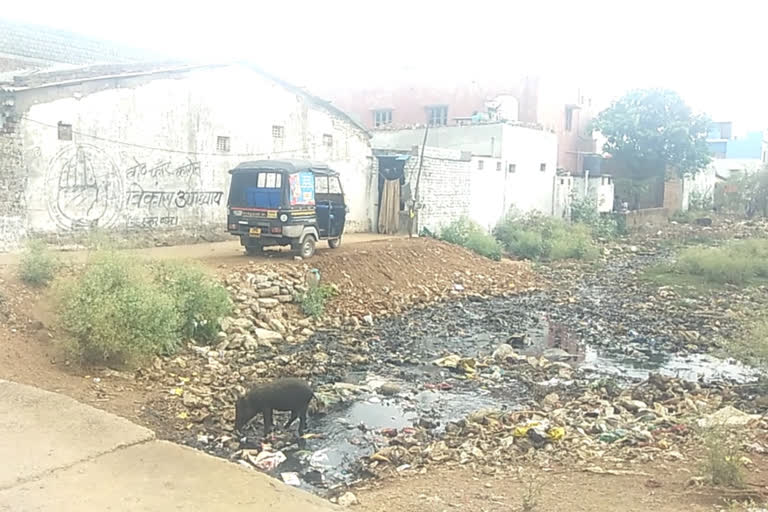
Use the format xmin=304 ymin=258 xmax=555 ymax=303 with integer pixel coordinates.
xmin=0 ymin=380 xmax=336 ymax=511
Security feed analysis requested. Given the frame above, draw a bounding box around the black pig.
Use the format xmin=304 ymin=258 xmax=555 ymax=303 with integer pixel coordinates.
xmin=235 ymin=378 xmax=314 ymax=436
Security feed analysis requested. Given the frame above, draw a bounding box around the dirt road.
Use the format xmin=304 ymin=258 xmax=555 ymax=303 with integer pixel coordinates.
xmin=0 ymin=232 xmax=396 ymax=270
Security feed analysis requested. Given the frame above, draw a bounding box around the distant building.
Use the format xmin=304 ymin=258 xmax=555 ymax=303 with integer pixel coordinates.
xmin=371 ymin=123 xmax=566 ymax=233
xmin=678 ymin=121 xmax=765 ymax=212
xmin=707 ymin=121 xmax=763 ymax=159
xmin=320 ymin=73 xmax=597 ymax=176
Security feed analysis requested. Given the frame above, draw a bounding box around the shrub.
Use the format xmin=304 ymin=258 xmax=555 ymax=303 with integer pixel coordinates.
xmin=715 ymin=167 xmax=768 ymax=218
xmin=570 ymin=195 xmax=619 ymax=239
xmin=688 ymin=189 xmax=714 ymax=211
xmin=700 ymin=427 xmax=745 ymax=488
xmin=18 ymin=240 xmax=57 ymax=286
xmin=494 ymin=213 xmax=599 ymax=261
xmin=668 ymin=240 xmax=768 ymax=285
xmin=152 ymin=261 xmax=232 ymax=344
xmin=298 ymin=284 xmax=336 ymax=318
xmin=439 ymin=217 xmax=503 ymax=261
xmin=465 ymin=231 xmax=503 ymax=261
xmin=58 ymin=252 xmax=180 ymax=365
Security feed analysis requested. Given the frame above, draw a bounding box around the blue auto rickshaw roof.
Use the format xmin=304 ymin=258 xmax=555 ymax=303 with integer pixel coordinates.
xmin=230 ymin=159 xmax=337 ymax=176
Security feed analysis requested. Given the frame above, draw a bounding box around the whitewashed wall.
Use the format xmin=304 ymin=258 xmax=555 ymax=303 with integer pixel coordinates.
xmin=469 ymin=155 xmax=505 ymax=230
xmin=501 ymin=125 xmax=558 ymax=215
xmin=2 ymin=65 xmax=373 ymax=250
xmin=574 ymin=175 xmax=615 ymax=213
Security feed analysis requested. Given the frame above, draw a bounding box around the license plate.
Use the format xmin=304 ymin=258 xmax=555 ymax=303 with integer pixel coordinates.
xmin=249 ymin=227 xmax=261 ymax=236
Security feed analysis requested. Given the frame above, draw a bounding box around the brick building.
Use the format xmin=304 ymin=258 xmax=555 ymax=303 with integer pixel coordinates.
xmin=321 ymin=72 xmax=597 ymax=175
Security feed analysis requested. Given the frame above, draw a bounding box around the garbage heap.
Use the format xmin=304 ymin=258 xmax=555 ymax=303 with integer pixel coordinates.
xmin=363 ymin=365 xmax=768 ymax=479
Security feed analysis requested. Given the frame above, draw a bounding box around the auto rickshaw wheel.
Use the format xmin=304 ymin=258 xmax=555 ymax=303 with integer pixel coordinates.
xmin=328 ymin=237 xmax=342 ymax=249
xmin=298 ymin=236 xmax=316 ymax=259
xmin=244 ymin=242 xmax=263 ymax=256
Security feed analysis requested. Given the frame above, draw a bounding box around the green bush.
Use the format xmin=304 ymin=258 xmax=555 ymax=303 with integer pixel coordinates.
xmin=715 ymin=167 xmax=768 ymax=218
xmin=58 ymin=253 xmax=233 ymax=365
xmin=438 ymin=217 xmax=476 ymax=246
xmin=464 ymin=231 xmax=503 ymax=261
xmin=58 ymin=252 xmax=180 ymax=365
xmin=152 ymin=261 xmax=232 ymax=344
xmin=439 ymin=217 xmax=503 ymax=261
xmin=570 ymin=196 xmax=619 ymax=239
xmin=494 ymin=213 xmax=599 ymax=261
xmin=18 ymin=240 xmax=57 ymax=286
xmin=298 ymin=284 xmax=336 ymax=318
xmin=700 ymin=427 xmax=746 ymax=488
xmin=669 ymin=240 xmax=768 ymax=285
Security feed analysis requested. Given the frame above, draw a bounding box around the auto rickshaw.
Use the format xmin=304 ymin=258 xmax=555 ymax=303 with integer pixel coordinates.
xmin=226 ymin=160 xmax=347 ymax=258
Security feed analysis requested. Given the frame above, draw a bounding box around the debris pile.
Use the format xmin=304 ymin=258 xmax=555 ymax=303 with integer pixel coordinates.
xmin=363 ymin=367 xmax=768 ymax=479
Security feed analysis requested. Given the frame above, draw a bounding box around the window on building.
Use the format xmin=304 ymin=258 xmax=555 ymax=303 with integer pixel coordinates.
xmin=496 ymin=161 xmax=502 ymax=171
xmin=508 ymin=164 xmax=516 ymax=173
xmin=217 ymin=136 xmax=230 ymax=152
xmin=323 ymin=134 xmax=333 ymax=147
xmin=272 ymin=125 xmax=284 ymax=138
xmin=477 ymin=159 xmax=484 ymax=170
xmin=57 ymin=122 xmax=72 ymax=141
xmin=426 ymin=105 xmax=448 ymax=126
xmin=540 ymin=163 xmax=547 ymax=172
xmin=373 ymin=109 xmax=392 ymax=127
xmin=564 ymin=107 xmax=574 ymax=131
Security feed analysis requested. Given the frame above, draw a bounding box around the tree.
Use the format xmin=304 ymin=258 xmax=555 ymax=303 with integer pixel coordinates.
xmin=592 ymin=89 xmax=712 ymax=179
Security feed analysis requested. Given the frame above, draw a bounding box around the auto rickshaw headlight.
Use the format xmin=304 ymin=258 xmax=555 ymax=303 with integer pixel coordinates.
xmin=279 ymin=213 xmax=288 ymax=222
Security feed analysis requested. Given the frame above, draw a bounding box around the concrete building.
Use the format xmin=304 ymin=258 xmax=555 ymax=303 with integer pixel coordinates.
xmin=322 ymin=72 xmax=596 ymax=176
xmin=707 ymin=121 xmax=763 ymax=159
xmin=372 ymin=123 xmax=562 ymax=233
xmin=0 ymin=63 xmax=375 ymax=251
xmin=678 ymin=121 xmax=766 ymax=211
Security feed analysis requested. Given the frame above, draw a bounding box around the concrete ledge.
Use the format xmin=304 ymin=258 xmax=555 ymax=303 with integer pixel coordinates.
xmin=0 ymin=380 xmax=154 ymax=489
xmin=0 ymin=440 xmax=337 ymax=512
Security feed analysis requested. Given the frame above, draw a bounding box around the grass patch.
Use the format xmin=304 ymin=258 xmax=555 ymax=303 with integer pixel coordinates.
xmin=439 ymin=217 xmax=503 ymax=261
xmin=649 ymin=239 xmax=768 ymax=287
xmin=494 ymin=213 xmax=599 ymax=261
xmin=699 ymin=427 xmax=746 ymax=488
xmin=57 ymin=252 xmax=232 ymax=366
xmin=18 ymin=240 xmax=58 ymax=286
xmin=298 ymin=284 xmax=336 ymax=318
xmin=726 ymin=314 xmax=768 ymax=370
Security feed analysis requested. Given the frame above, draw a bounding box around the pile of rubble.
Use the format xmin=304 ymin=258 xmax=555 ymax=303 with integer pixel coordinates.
xmin=362 ymin=354 xmax=768 ymax=480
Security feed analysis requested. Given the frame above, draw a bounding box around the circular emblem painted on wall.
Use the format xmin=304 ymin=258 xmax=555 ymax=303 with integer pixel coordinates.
xmin=45 ymin=144 xmax=124 ymax=231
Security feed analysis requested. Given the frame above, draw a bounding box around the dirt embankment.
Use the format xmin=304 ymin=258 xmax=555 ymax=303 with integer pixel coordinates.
xmin=0 ymin=237 xmax=535 ymax=414
xmin=291 ymin=237 xmax=537 ymax=318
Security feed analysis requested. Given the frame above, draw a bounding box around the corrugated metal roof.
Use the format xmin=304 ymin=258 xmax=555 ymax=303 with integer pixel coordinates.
xmin=0 ymin=18 xmax=160 ymax=67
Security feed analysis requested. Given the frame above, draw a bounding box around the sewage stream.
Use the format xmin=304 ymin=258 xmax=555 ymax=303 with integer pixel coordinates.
xmin=236 ymin=290 xmax=757 ymax=495
xmin=220 ymin=256 xmax=762 ymax=495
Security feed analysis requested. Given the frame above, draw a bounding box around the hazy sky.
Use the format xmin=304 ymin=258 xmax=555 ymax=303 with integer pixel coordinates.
xmin=5 ymin=0 xmax=766 ymax=131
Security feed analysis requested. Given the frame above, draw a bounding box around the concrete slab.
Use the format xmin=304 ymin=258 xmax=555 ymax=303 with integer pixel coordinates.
xmin=0 ymin=440 xmax=338 ymax=512
xmin=0 ymin=380 xmax=154 ymax=489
